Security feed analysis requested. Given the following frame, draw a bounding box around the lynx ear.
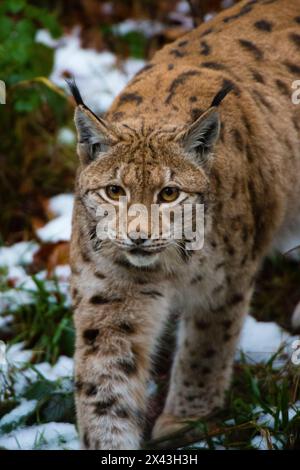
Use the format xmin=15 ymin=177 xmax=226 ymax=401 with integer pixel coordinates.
xmin=66 ymin=78 xmax=113 ymax=163
xmin=74 ymin=106 xmax=112 ymax=162
xmin=178 ymin=82 xmax=233 ymax=165
xmin=180 ymin=107 xmax=220 ymax=164
xmin=176 ymin=107 xmax=220 ymax=166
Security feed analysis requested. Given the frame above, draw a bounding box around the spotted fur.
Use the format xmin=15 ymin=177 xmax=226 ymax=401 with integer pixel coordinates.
xmin=70 ymin=0 xmax=300 ymax=449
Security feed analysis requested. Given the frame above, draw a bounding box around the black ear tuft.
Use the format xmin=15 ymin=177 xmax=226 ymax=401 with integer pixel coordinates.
xmin=66 ymin=77 xmax=108 ymax=127
xmin=65 ymin=77 xmax=85 ymax=106
xmin=210 ymin=82 xmax=234 ymax=108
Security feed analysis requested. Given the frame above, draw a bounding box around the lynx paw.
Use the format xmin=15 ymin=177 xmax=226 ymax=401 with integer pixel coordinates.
xmin=151 ymin=413 xmax=192 ymax=441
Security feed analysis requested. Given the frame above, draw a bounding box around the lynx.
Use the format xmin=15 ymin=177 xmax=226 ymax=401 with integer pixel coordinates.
xmin=68 ymin=0 xmax=300 ymax=449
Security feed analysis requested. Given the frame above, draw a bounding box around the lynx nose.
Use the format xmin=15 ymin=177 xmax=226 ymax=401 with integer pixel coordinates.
xmin=128 ymin=231 xmax=148 ymax=246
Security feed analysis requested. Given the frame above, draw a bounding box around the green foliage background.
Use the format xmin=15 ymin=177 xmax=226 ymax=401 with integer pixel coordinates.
xmin=0 ymin=0 xmax=76 ymax=243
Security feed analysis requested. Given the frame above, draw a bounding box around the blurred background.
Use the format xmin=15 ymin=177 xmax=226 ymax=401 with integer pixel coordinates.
xmin=0 ymin=0 xmax=299 ymax=451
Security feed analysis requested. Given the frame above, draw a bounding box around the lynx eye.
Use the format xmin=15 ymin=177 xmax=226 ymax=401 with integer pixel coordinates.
xmin=159 ymin=187 xmax=180 ymax=203
xmin=105 ymin=185 xmax=126 ymax=201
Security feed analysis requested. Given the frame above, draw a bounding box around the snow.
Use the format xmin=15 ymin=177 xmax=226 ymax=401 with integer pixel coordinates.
xmin=0 ymin=352 xmax=76 ymax=450
xmin=255 ymin=401 xmax=300 ymax=430
xmin=35 ymin=29 xmax=60 ymax=48
xmin=287 ymin=402 xmax=300 ymax=421
xmin=0 ymin=314 xmax=13 ymax=330
xmin=0 ymin=289 xmax=33 ymax=314
xmin=0 ymin=261 xmax=46 ymax=315
xmin=5 ymin=266 xmax=27 ymax=283
xmin=185 ymin=438 xmax=226 ymax=450
xmin=33 ymin=356 xmax=74 ymax=382
xmin=0 ymin=242 xmax=39 ymax=268
xmin=112 ymin=19 xmax=164 ymax=37
xmin=6 ymin=343 xmax=33 ymax=366
xmin=57 ymin=127 xmax=76 ymax=146
xmin=12 ymin=356 xmax=74 ymax=398
xmin=0 ymin=422 xmax=79 ymax=450
xmin=237 ymin=315 xmax=298 ymax=364
xmin=53 ymin=264 xmax=71 ymax=280
xmin=168 ymin=11 xmax=194 ymax=30
xmin=251 ymin=434 xmax=284 ymax=450
xmin=256 ymin=410 xmax=276 ymax=429
xmin=37 ymin=194 xmax=74 ymax=243
xmin=203 ymin=13 xmax=215 ymax=23
xmin=0 ymin=400 xmax=37 ymax=430
xmin=185 ymin=440 xmax=209 ymax=449
xmin=36 ymin=28 xmax=145 ymax=113
xmin=0 ymin=268 xmax=70 ymax=322
xmin=176 ymin=1 xmax=190 ymax=15
xmin=0 ymin=268 xmax=65 ymax=314
xmin=48 ymin=194 xmax=74 ymax=218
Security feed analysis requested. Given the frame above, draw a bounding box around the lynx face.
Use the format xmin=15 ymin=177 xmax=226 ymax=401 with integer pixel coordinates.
xmin=74 ymin=100 xmax=221 ymax=267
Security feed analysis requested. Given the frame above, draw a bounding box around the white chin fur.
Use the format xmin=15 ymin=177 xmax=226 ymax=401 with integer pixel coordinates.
xmin=125 ymin=252 xmax=159 ymax=267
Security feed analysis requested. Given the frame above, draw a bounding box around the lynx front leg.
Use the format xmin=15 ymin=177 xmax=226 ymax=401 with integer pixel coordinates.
xmin=74 ymin=288 xmax=168 ymax=450
xmin=152 ymin=285 xmax=252 ymax=439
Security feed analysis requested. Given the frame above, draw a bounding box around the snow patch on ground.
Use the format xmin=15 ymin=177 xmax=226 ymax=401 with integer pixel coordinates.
xmin=37 ymin=194 xmax=74 ymax=243
xmin=6 ymin=342 xmax=33 ymax=366
xmin=255 ymin=401 xmax=300 ymax=430
xmin=36 ymin=28 xmax=145 ymax=113
xmin=0 ymin=266 xmax=70 ymax=315
xmin=0 ymin=400 xmax=37 ymax=430
xmin=112 ymin=19 xmax=164 ymax=37
xmin=0 ymin=353 xmax=77 ymax=450
xmin=53 ymin=264 xmax=71 ymax=280
xmin=11 ymin=356 xmax=73 ymax=398
xmin=251 ymin=434 xmax=284 ymax=450
xmin=237 ymin=315 xmax=298 ymax=364
xmin=0 ymin=422 xmax=79 ymax=450
xmin=0 ymin=242 xmax=39 ymax=269
xmin=33 ymin=356 xmax=74 ymax=382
